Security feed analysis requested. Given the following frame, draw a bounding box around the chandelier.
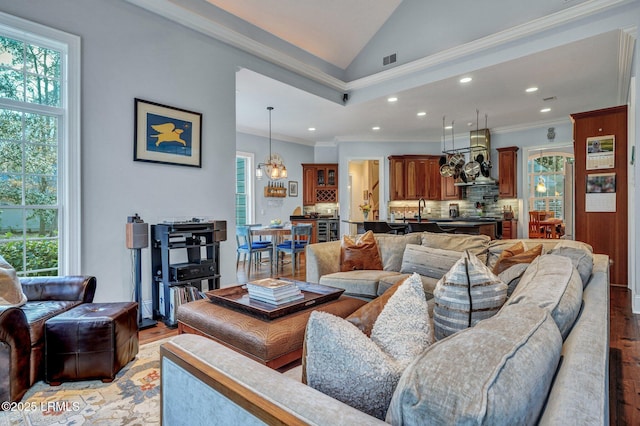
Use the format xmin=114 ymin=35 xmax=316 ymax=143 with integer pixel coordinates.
xmin=256 ymin=106 xmax=287 ymax=180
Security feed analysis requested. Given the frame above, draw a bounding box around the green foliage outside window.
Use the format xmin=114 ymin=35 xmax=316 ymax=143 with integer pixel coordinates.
xmin=0 ymin=34 xmax=61 ymax=274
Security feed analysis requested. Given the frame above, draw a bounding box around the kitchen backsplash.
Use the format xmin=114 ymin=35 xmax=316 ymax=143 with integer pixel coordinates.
xmin=389 ymin=198 xmax=519 ymax=219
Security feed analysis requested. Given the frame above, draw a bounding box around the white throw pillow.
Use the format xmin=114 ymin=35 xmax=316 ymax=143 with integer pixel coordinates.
xmin=0 ymin=254 xmax=27 ymax=307
xmin=305 ymin=273 xmax=432 ymax=419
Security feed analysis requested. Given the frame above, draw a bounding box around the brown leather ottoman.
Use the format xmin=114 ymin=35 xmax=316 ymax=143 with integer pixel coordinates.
xmin=45 ymin=302 xmax=139 ymax=385
xmin=177 ymin=296 xmax=366 ymax=369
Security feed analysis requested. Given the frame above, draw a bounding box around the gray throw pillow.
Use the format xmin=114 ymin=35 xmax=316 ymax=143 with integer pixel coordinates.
xmin=305 ymin=273 xmax=432 ymax=420
xmin=548 ymin=246 xmax=593 ymax=288
xmin=507 ymin=254 xmax=583 ymax=339
xmin=498 ymin=263 xmax=530 ymax=297
xmin=433 ymin=251 xmax=507 ymax=340
xmin=387 ymin=304 xmax=562 ymax=425
xmin=400 ymin=244 xmax=462 ymax=279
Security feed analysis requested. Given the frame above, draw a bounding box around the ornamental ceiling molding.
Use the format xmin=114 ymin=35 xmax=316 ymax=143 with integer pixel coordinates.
xmin=126 ymin=0 xmax=632 ymax=96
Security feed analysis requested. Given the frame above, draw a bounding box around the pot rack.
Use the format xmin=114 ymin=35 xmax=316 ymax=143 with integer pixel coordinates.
xmin=441 ymin=110 xmax=489 ymax=157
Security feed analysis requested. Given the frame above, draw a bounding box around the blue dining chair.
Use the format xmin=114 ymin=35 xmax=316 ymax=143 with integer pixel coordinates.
xmin=236 ymin=225 xmax=273 ymax=276
xmin=276 ymin=224 xmax=312 ymax=275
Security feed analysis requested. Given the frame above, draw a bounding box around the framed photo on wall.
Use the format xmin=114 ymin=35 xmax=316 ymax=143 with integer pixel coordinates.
xmin=134 ymin=98 xmax=202 ymax=167
xmin=288 ymin=181 xmax=298 ymax=197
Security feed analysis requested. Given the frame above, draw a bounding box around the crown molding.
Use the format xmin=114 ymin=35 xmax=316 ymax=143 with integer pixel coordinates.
xmin=126 ymin=0 xmax=631 ymax=95
xmin=236 ymin=126 xmax=316 ymax=146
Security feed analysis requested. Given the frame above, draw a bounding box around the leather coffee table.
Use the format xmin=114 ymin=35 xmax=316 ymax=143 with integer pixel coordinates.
xmin=176 ymin=288 xmax=365 ymax=369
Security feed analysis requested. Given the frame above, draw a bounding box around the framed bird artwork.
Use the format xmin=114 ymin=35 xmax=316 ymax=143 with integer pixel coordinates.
xmin=134 ymin=98 xmax=202 ymax=167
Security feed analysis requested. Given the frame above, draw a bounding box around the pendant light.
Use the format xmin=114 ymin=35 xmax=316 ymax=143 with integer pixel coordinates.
xmin=255 ymin=106 xmax=287 ymax=180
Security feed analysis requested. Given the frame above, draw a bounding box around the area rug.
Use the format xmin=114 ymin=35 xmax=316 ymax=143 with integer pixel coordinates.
xmin=0 ymin=337 xmax=173 ymax=426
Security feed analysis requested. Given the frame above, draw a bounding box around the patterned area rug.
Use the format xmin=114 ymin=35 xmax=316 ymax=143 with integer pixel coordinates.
xmin=1 ymin=337 xmax=172 ymax=426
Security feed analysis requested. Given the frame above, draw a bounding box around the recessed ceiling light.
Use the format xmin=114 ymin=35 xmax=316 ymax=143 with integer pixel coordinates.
xmin=387 ymin=96 xmax=398 ymax=103
xmin=417 ymin=111 xmax=426 ymax=117
xmin=526 ymin=87 xmax=538 ymax=93
xmin=372 ymin=126 xmax=381 ymax=131
xmin=459 ymin=77 xmax=472 ymax=83
xmin=308 ymin=127 xmax=316 ymax=132
xmin=444 ymin=125 xmax=453 ymax=130
xmin=540 ymin=107 xmax=551 ymax=113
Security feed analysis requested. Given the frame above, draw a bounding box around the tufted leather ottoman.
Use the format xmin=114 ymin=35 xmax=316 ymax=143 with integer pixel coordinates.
xmin=45 ymin=302 xmax=139 ymax=385
xmin=177 ymin=296 xmax=366 ymax=369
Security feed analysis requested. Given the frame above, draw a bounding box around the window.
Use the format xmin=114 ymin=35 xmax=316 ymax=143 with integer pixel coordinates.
xmin=0 ymin=13 xmax=80 ymax=276
xmin=236 ymin=152 xmax=254 ymax=226
xmin=528 ymin=151 xmax=574 ymax=219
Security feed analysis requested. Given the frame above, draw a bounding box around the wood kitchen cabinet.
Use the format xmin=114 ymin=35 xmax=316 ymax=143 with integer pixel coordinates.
xmin=302 ymin=163 xmax=338 ymax=205
xmin=497 ymin=146 xmax=518 ymax=198
xmin=501 ymin=219 xmax=517 ymax=239
xmin=388 ymin=155 xmax=446 ymax=201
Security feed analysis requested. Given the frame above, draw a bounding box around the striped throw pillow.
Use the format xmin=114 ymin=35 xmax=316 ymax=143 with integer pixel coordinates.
xmin=433 ymin=251 xmax=507 ymax=340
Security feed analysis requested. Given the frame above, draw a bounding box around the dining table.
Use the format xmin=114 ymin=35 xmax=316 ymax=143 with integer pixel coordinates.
xmin=250 ymin=225 xmax=292 ymax=265
xmin=539 ymin=218 xmax=564 ymax=238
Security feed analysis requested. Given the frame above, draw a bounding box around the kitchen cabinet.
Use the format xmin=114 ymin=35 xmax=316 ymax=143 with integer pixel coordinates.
xmin=497 ymin=147 xmax=518 ymax=198
xmin=388 ymin=155 xmax=445 ymax=201
xmin=571 ymin=105 xmax=627 ymax=285
xmin=501 ymin=219 xmax=517 ymax=239
xmin=389 ymin=157 xmax=405 ymax=200
xmin=302 ymin=163 xmax=338 ymax=205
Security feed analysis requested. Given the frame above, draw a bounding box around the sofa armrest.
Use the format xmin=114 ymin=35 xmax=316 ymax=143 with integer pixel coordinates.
xmin=19 ymin=276 xmax=96 ymax=302
xmin=161 ymin=334 xmax=385 ymax=425
xmin=305 ymin=240 xmax=342 ymax=283
xmin=0 ymin=306 xmax=31 ymax=403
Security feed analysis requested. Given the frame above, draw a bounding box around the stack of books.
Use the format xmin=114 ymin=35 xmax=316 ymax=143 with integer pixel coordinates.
xmin=246 ymin=278 xmax=304 ymax=305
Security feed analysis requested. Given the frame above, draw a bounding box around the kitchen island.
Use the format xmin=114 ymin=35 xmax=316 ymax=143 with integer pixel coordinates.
xmin=344 ymin=217 xmax=503 ymax=239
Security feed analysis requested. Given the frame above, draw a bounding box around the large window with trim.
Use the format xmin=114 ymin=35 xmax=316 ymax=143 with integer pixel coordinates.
xmin=236 ymin=152 xmax=254 ymax=226
xmin=528 ymin=151 xmax=574 ymax=219
xmin=0 ymin=14 xmax=80 ymax=276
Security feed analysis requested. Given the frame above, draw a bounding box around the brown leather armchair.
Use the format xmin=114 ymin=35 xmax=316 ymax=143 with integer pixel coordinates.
xmin=0 ymin=275 xmax=96 ymax=403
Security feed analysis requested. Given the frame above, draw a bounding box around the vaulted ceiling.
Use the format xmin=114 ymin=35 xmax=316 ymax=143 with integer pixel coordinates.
xmin=128 ymin=0 xmax=634 ymax=145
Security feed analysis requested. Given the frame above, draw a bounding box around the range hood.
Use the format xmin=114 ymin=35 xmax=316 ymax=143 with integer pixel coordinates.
xmin=454 ymin=128 xmax=497 ymax=186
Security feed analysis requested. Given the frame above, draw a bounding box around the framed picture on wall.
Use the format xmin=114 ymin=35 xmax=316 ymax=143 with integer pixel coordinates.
xmin=585 ymin=135 xmax=614 ymax=170
xmin=288 ymin=181 xmax=298 ymax=197
xmin=134 ymin=98 xmax=202 ymax=167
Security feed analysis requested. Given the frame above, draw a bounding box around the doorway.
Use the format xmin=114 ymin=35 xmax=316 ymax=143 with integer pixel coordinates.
xmin=522 ymin=143 xmax=575 ymax=239
xmin=348 ymin=158 xmax=384 ymax=223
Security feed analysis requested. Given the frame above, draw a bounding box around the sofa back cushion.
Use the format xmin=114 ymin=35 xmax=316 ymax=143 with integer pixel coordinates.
xmin=400 ymin=244 xmax=462 ymax=279
xmin=487 ymin=239 xmax=592 ymax=271
xmin=387 ymin=304 xmax=562 ymax=425
xmin=547 ymin=246 xmax=593 ymax=288
xmin=305 ymin=273 xmax=432 ymax=420
xmin=421 ymin=232 xmax=490 ymax=264
xmin=340 ymin=231 xmax=383 ymax=271
xmin=374 ymin=233 xmax=422 ymax=271
xmin=433 ymin=251 xmax=507 ymax=340
xmin=506 ymin=254 xmax=583 ymax=339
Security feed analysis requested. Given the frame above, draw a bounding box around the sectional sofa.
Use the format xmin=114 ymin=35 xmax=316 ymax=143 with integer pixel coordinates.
xmin=160 ymin=233 xmax=609 ymax=425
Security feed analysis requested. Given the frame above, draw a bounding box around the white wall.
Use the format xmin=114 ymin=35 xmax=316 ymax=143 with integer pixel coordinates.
xmin=236 ymin=132 xmax=314 ymax=224
xmin=0 ymin=0 xmax=246 ymax=305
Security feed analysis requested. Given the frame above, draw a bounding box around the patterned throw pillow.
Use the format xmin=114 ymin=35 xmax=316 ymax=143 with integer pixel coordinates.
xmin=433 ymin=251 xmax=507 ymax=340
xmin=0 ymin=254 xmax=27 ymax=307
xmin=340 ymin=230 xmax=384 ymax=272
xmin=305 ymin=273 xmax=432 ymax=420
xmin=492 ymin=242 xmax=543 ymax=275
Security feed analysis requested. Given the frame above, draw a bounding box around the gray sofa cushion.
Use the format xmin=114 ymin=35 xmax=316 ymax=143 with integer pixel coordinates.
xmin=305 ymin=274 xmax=432 ymax=420
xmin=506 ymin=254 xmax=583 ymax=339
xmin=400 ymin=244 xmax=462 ymax=279
xmin=387 ymin=304 xmax=562 ymax=425
xmin=421 ymin=232 xmax=491 ymax=264
xmin=319 ymin=270 xmax=401 ymax=298
xmin=433 ymin=252 xmax=507 ymax=340
xmin=378 ymin=273 xmax=438 ymax=299
xmin=374 ymin=233 xmax=422 ymax=271
xmin=547 ymin=246 xmax=593 ymax=288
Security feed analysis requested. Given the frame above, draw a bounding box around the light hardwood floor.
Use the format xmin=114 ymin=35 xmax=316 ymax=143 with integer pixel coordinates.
xmin=141 ymin=259 xmax=638 ymax=426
